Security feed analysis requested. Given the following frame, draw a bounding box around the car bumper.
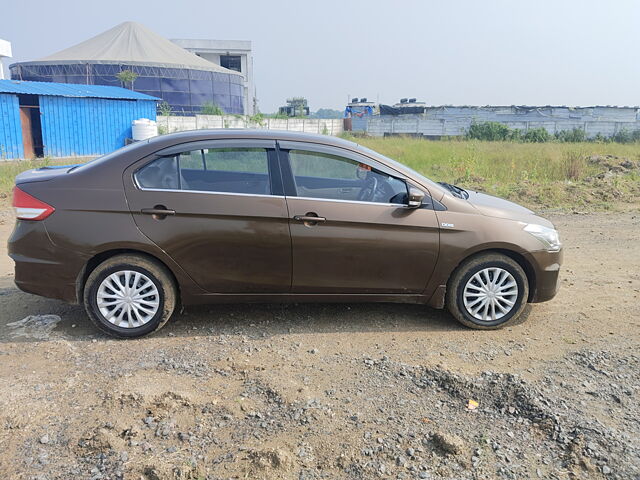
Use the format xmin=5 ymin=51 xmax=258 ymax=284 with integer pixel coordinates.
xmin=525 ymin=249 xmax=563 ymax=303
xmin=8 ymin=220 xmax=87 ymax=304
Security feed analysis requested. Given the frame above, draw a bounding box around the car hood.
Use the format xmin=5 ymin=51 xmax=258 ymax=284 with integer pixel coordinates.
xmin=465 ymin=190 xmax=554 ymax=227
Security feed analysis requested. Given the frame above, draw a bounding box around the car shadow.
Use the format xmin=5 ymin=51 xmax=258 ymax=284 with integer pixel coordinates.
xmin=0 ymin=286 xmax=469 ymax=343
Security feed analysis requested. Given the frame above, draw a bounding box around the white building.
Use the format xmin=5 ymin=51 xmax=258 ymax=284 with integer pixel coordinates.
xmin=171 ymin=39 xmax=256 ymax=115
xmin=0 ymin=39 xmax=12 ymax=80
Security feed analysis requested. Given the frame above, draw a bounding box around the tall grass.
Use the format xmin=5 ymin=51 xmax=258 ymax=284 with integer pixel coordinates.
xmin=0 ymin=157 xmax=86 ymax=202
xmin=351 ymin=136 xmax=639 ymax=183
xmin=1 ymin=140 xmax=639 ymax=211
xmin=349 ymin=136 xmax=640 ymax=210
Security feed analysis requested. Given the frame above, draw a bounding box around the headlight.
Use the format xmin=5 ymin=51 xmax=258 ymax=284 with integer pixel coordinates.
xmin=523 ymin=224 xmax=562 ymax=252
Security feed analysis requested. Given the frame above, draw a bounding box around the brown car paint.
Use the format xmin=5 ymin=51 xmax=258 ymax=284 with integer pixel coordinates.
xmin=7 ymin=130 xmax=562 ymax=310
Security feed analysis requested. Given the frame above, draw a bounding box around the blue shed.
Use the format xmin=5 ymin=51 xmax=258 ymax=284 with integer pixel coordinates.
xmin=0 ymin=79 xmax=158 ymax=160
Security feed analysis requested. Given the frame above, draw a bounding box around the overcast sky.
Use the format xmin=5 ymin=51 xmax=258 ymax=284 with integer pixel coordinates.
xmin=3 ymin=0 xmax=639 ymax=112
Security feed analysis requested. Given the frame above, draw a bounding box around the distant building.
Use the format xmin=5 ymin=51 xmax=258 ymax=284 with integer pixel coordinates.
xmin=172 ymin=39 xmax=255 ymax=115
xmin=344 ymin=98 xmax=376 ymax=132
xmin=0 ymin=79 xmax=158 ymax=159
xmin=0 ymin=39 xmax=12 ymax=79
xmin=10 ymin=22 xmax=244 ymax=115
xmin=278 ymin=97 xmax=310 ymax=117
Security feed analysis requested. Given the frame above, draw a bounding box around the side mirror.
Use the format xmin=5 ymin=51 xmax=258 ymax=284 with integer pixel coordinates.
xmin=407 ymin=186 xmax=425 ymax=209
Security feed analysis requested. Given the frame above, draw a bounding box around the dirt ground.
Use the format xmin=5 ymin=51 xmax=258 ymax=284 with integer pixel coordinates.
xmin=0 ymin=208 xmax=638 ymax=480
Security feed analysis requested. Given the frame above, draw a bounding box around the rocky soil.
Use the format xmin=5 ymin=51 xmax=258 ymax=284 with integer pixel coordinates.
xmin=0 ymin=210 xmax=638 ymax=480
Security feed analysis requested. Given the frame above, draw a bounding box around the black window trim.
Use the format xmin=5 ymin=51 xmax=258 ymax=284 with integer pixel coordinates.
xmin=134 ymin=139 xmax=283 ymax=197
xmin=276 ymin=141 xmax=415 ymax=207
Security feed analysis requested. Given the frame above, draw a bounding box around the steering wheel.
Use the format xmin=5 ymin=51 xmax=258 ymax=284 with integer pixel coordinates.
xmin=357 ymin=175 xmax=378 ymax=201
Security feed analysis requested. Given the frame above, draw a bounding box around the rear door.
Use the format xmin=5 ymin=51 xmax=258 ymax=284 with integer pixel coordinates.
xmin=123 ymin=139 xmax=291 ymax=293
xmin=279 ymin=141 xmax=440 ymax=294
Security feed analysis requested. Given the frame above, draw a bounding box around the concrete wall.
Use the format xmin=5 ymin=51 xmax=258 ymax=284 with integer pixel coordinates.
xmin=365 ymin=106 xmax=640 ymax=138
xmin=157 ymin=115 xmax=343 ymax=136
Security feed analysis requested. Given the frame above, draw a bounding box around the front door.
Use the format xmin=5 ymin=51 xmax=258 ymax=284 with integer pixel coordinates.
xmin=123 ymin=140 xmax=291 ymax=293
xmin=279 ymin=142 xmax=440 ymax=294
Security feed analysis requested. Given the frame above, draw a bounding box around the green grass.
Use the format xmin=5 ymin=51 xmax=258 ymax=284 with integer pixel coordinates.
xmin=348 ymin=136 xmax=640 ymax=211
xmin=0 ymin=157 xmax=89 ymax=204
xmin=2 ymin=139 xmax=639 ymax=211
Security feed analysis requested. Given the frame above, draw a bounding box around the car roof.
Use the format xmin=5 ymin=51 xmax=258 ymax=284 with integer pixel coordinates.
xmin=145 ymin=129 xmax=361 ymax=150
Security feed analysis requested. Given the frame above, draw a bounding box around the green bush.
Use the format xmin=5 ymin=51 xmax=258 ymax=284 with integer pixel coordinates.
xmin=523 ymin=127 xmax=551 ymax=143
xmin=464 ymin=122 xmax=640 ymax=144
xmin=555 ymin=128 xmax=586 ymax=143
xmin=249 ymin=113 xmax=266 ymax=125
xmin=611 ymin=129 xmax=640 ymax=144
xmin=467 ymin=121 xmax=511 ymax=141
xmin=201 ymin=102 xmax=225 ymax=116
xmin=157 ymin=101 xmax=172 ymax=117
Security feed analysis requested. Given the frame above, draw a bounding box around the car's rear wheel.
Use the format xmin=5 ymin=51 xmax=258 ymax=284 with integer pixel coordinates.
xmin=446 ymin=253 xmax=529 ymax=329
xmin=83 ymin=254 xmax=176 ymax=338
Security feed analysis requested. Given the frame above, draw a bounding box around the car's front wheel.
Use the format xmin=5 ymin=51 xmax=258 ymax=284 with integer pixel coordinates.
xmin=83 ymin=254 xmax=176 ymax=338
xmin=446 ymin=253 xmax=529 ymax=329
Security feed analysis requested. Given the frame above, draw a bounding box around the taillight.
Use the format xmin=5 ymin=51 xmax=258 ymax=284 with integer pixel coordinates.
xmin=12 ymin=186 xmax=55 ymax=221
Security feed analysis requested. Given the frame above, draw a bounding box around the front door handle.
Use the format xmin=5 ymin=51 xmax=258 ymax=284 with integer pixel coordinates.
xmin=293 ymin=213 xmax=326 ymax=224
xmin=141 ymin=205 xmax=175 ymax=219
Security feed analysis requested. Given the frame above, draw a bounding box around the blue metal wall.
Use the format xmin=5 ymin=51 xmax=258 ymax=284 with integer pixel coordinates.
xmin=0 ymin=94 xmax=24 ymax=159
xmin=39 ymin=96 xmax=156 ymax=157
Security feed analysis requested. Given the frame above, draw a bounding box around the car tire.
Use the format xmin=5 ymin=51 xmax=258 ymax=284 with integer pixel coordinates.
xmin=83 ymin=254 xmax=176 ymax=338
xmin=446 ymin=253 xmax=529 ymax=330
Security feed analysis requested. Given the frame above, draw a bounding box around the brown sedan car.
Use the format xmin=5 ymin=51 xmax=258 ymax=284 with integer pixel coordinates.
xmin=8 ymin=130 xmax=562 ymax=337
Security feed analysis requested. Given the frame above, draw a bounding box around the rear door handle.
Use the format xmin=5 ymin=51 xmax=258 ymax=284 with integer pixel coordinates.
xmin=141 ymin=206 xmax=175 ymax=219
xmin=141 ymin=208 xmax=175 ymax=216
xmin=293 ymin=214 xmax=326 ymax=223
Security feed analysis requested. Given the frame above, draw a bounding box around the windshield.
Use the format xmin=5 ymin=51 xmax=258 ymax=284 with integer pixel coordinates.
xmin=355 ymin=143 xmax=445 ymax=192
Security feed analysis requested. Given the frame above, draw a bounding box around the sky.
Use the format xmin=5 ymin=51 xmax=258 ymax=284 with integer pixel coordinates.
xmin=2 ymin=0 xmax=639 ymax=112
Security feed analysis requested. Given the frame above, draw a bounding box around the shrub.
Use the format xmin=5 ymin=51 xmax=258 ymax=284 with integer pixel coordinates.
xmin=201 ymin=102 xmax=225 ymax=116
xmin=249 ymin=113 xmax=266 ymax=126
xmin=555 ymin=128 xmax=586 ymax=143
xmin=467 ymin=121 xmax=511 ymax=141
xmin=157 ymin=101 xmax=172 ymax=117
xmin=507 ymin=128 xmax=523 ymax=141
xmin=611 ymin=128 xmax=640 ymax=143
xmin=523 ymin=127 xmax=551 ymax=143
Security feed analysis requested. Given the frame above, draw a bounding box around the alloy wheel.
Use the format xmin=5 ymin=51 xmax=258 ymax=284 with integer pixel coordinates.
xmin=96 ymin=270 xmax=160 ymax=328
xmin=462 ymin=267 xmax=518 ymax=322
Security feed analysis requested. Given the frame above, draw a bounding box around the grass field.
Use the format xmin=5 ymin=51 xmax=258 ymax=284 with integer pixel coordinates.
xmin=1 ymin=139 xmax=639 ymax=211
xmin=349 ymin=136 xmax=640 ymax=211
xmin=0 ymin=157 xmax=92 ymax=205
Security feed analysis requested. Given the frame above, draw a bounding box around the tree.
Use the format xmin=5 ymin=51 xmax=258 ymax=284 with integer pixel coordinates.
xmin=115 ymin=69 xmax=138 ymax=90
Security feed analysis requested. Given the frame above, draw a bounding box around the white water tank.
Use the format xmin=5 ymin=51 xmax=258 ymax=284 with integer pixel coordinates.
xmin=132 ymin=118 xmax=158 ymax=140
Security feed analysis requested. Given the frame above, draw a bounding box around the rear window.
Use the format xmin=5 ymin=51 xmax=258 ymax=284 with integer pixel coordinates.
xmin=135 ymin=148 xmax=270 ymax=195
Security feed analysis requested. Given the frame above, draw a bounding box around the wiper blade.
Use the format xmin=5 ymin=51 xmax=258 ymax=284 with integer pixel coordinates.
xmin=438 ymin=182 xmax=469 ymax=199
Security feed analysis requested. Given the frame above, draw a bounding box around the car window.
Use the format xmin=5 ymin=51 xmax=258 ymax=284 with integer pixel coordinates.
xmin=288 ymin=150 xmax=408 ymax=204
xmin=135 ymin=156 xmax=180 ymax=190
xmin=135 ymin=148 xmax=271 ymax=195
xmin=203 ymin=148 xmax=267 ymax=173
